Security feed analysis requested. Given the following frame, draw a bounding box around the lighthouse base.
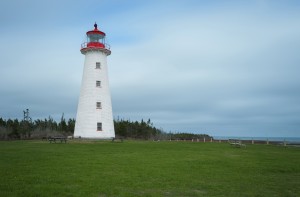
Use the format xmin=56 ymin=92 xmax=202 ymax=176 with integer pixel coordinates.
xmin=73 ymin=136 xmax=114 ymax=140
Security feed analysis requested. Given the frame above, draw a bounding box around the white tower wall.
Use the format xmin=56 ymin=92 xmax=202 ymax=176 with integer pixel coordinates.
xmin=74 ymin=50 xmax=115 ymax=139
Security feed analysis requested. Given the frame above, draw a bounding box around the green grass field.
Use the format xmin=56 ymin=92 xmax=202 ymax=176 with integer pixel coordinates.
xmin=0 ymin=140 xmax=299 ymax=197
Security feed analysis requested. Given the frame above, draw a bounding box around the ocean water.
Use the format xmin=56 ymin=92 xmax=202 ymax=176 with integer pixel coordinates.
xmin=213 ymin=136 xmax=300 ymax=142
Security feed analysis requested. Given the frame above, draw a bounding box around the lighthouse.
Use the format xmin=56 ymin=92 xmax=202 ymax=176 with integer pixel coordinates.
xmin=74 ymin=23 xmax=115 ymax=139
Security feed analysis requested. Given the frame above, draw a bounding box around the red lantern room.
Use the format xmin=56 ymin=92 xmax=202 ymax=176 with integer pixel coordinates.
xmin=81 ymin=23 xmax=111 ymax=55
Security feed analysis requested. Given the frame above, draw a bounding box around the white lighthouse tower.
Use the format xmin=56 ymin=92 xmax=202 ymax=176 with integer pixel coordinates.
xmin=74 ymin=23 xmax=115 ymax=139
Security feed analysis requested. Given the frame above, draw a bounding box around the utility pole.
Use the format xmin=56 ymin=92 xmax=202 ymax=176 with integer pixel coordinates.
xmin=23 ymin=109 xmax=32 ymax=122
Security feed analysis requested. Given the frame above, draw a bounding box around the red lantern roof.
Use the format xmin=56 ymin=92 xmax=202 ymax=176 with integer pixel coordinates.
xmin=86 ymin=23 xmax=106 ymax=36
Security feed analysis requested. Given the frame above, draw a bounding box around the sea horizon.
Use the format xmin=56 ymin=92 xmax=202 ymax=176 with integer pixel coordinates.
xmin=213 ymin=136 xmax=300 ymax=142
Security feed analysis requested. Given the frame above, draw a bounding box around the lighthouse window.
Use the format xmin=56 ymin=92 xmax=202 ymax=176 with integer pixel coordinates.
xmin=96 ymin=62 xmax=101 ymax=69
xmin=96 ymin=81 xmax=101 ymax=87
xmin=96 ymin=102 xmax=102 ymax=109
xmin=97 ymin=122 xmax=102 ymax=131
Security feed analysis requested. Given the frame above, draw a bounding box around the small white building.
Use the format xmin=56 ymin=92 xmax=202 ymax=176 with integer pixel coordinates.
xmin=74 ymin=23 xmax=115 ymax=139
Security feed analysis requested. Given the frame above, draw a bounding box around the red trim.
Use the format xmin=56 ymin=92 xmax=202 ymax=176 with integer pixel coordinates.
xmin=87 ymin=42 xmax=105 ymax=48
xmin=80 ymin=47 xmax=111 ymax=56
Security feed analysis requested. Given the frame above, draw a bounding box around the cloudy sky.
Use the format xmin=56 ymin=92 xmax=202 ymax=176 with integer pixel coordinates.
xmin=0 ymin=0 xmax=299 ymax=137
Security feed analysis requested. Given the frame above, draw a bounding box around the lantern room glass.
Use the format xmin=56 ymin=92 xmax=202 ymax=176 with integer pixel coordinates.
xmin=87 ymin=34 xmax=105 ymax=43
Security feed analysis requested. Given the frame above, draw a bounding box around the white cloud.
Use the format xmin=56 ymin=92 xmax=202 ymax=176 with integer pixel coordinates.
xmin=108 ymin=1 xmax=300 ymax=137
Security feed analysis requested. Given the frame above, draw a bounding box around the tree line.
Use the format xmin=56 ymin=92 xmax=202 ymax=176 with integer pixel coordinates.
xmin=114 ymin=118 xmax=162 ymax=140
xmin=114 ymin=118 xmax=211 ymax=140
xmin=0 ymin=115 xmax=75 ymax=140
xmin=0 ymin=116 xmax=211 ymax=140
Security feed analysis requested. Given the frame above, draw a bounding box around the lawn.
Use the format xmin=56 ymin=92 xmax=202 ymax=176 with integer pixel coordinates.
xmin=0 ymin=140 xmax=299 ymax=196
